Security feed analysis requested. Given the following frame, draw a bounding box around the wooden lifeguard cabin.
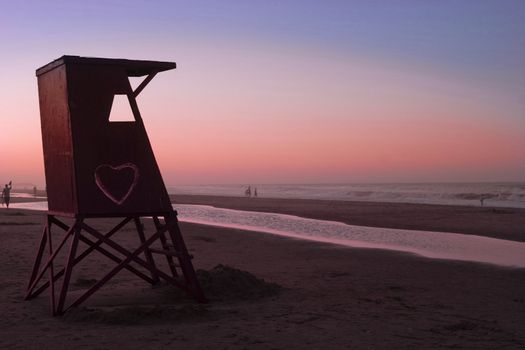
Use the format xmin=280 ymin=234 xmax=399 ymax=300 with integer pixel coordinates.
xmin=26 ymin=56 xmax=205 ymax=315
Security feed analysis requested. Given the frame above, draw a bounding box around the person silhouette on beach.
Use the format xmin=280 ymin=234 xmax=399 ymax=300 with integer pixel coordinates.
xmin=254 ymin=187 xmax=258 ymax=197
xmin=245 ymin=186 xmax=252 ymax=197
xmin=2 ymin=181 xmax=12 ymax=208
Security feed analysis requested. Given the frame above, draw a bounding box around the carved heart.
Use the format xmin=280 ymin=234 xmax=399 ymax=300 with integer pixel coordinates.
xmin=94 ymin=163 xmax=140 ymax=205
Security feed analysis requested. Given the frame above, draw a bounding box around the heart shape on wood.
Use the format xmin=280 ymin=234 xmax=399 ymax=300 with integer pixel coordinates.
xmin=94 ymin=163 xmax=140 ymax=205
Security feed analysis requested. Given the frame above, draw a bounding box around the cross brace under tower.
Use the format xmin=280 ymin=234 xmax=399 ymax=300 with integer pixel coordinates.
xmin=25 ymin=211 xmax=206 ymax=316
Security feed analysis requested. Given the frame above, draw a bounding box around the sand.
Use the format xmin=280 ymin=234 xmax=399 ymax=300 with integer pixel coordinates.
xmin=1 ymin=197 xmax=524 ymax=349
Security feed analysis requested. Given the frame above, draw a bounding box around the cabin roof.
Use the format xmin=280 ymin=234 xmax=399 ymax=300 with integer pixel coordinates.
xmin=36 ymin=55 xmax=176 ymax=77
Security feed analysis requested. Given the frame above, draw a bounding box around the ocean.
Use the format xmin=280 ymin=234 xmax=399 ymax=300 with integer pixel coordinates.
xmin=168 ymin=182 xmax=525 ymax=208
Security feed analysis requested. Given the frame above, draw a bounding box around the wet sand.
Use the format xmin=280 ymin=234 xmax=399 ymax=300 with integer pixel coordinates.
xmin=172 ymin=195 xmax=525 ymax=242
xmin=1 ymin=198 xmax=524 ymax=349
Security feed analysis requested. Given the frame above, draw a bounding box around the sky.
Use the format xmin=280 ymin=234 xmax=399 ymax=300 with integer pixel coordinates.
xmin=0 ymin=0 xmax=524 ymax=186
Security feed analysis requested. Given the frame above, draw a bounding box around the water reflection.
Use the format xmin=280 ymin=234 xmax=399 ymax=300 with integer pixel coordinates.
xmin=10 ymin=201 xmax=525 ymax=268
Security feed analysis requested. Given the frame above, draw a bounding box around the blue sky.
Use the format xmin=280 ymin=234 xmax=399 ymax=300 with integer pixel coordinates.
xmin=1 ymin=1 xmax=524 ymax=185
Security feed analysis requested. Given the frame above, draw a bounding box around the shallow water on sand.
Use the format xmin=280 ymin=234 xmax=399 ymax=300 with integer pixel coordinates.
xmin=10 ymin=201 xmax=525 ymax=268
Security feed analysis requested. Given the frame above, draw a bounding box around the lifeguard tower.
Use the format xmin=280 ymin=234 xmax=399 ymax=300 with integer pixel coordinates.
xmin=25 ymin=56 xmax=206 ymax=315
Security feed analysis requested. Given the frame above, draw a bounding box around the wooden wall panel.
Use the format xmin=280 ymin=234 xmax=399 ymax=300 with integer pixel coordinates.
xmin=38 ymin=65 xmax=77 ymax=214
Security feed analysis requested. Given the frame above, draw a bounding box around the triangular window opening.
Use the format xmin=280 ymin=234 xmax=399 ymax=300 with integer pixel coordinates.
xmin=109 ymin=94 xmax=136 ymax=122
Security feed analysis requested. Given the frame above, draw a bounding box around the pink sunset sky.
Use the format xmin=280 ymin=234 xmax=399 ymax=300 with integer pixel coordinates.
xmin=0 ymin=1 xmax=524 ymax=186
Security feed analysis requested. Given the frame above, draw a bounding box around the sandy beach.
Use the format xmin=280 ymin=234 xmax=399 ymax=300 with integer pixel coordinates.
xmin=1 ymin=197 xmax=524 ymax=349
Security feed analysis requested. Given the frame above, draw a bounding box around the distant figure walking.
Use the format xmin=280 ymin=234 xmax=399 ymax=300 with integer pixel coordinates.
xmin=480 ymin=197 xmax=485 ymax=207
xmin=33 ymin=186 xmax=37 ymax=197
xmin=245 ymin=186 xmax=251 ymax=197
xmin=2 ymin=181 xmax=12 ymax=208
xmin=254 ymin=187 xmax=258 ymax=197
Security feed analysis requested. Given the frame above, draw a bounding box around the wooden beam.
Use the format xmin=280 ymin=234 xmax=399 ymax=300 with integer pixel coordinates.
xmin=133 ymin=72 xmax=157 ymax=98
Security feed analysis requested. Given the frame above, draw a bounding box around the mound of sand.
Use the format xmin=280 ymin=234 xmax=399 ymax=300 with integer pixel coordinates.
xmin=197 ymin=264 xmax=282 ymax=301
xmin=64 ymin=265 xmax=281 ymax=324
